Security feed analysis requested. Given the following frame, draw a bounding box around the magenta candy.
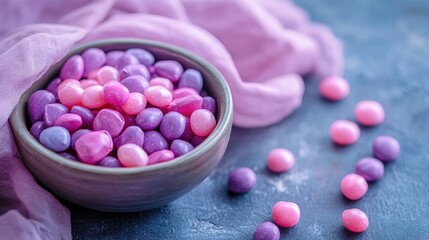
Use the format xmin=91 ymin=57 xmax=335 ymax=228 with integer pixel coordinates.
xmin=142 ymin=131 xmax=168 ymax=154
xmin=160 ymin=111 xmax=186 ymax=141
xmin=202 ymin=96 xmax=216 ymax=114
xmin=117 ymin=143 xmax=148 ymax=167
xmin=28 ymin=90 xmax=56 ymax=123
xmin=178 ymin=69 xmax=203 ymax=92
xmin=172 ymin=87 xmax=199 ymax=99
xmin=58 ymin=84 xmax=84 ymax=107
xmin=121 ymin=75 xmax=149 ymax=93
xmin=103 ymin=81 xmax=130 ymax=106
xmin=267 ymin=148 xmax=295 ymax=173
xmin=75 ymin=130 xmax=113 ymax=164
xmin=342 ymin=208 xmax=369 ymax=233
xmin=71 ymin=129 xmax=91 ymax=150
xmin=148 ymin=150 xmax=175 ymax=165
xmin=120 ymin=64 xmax=150 ymax=80
xmin=179 ymin=117 xmax=194 ymax=142
xmin=30 ymin=121 xmax=47 ymax=140
xmin=144 ymin=86 xmax=173 ymax=108
xmin=170 ymin=139 xmax=194 ymax=157
xmin=154 ymin=60 xmax=183 ymax=83
xmin=93 ymin=109 xmax=125 ymax=138
xmin=44 ymin=103 xmax=68 ymax=127
xmin=53 ymin=113 xmax=83 ymax=132
xmin=135 ymin=108 xmax=164 ymax=131
xmin=272 ymin=201 xmax=300 ymax=228
xmin=150 ymin=77 xmax=174 ymax=92
xmin=126 ymin=48 xmax=155 ymax=66
xmin=116 ymin=126 xmax=144 ymax=148
xmin=106 ymin=51 xmax=125 ymax=67
xmin=60 ymin=55 xmax=84 ymax=80
xmin=190 ymin=109 xmax=216 ymax=137
xmin=117 ymin=54 xmax=139 ymax=70
xmin=81 ymin=48 xmax=106 ymax=76
xmin=97 ymin=66 xmax=120 ymax=85
xmin=98 ymin=156 xmax=122 ymax=168
xmin=168 ymin=95 xmax=203 ymax=117
xmin=70 ymin=106 xmax=94 ymax=128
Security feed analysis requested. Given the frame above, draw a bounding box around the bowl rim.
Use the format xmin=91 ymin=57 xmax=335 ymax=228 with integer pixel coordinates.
xmin=10 ymin=38 xmax=233 ymax=176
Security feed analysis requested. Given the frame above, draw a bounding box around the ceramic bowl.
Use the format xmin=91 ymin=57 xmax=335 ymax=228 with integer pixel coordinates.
xmin=9 ymin=38 xmax=233 ymax=212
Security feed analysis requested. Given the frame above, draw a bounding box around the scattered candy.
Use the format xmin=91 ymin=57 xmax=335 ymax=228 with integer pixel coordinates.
xmin=355 ymin=100 xmax=385 ymax=126
xmin=267 ymin=148 xmax=295 ymax=173
xmin=341 ymin=173 xmax=368 ymax=200
xmin=319 ymin=76 xmax=350 ymax=101
xmin=330 ymin=120 xmax=360 ymax=145
xmin=272 ymin=201 xmax=300 ymax=228
xmin=253 ymin=222 xmax=280 ymax=240
xmin=355 ymin=157 xmax=384 ymax=181
xmin=342 ymin=208 xmax=369 ymax=233
xmin=372 ymin=136 xmax=400 ymax=162
xmin=227 ymin=167 xmax=257 ymax=193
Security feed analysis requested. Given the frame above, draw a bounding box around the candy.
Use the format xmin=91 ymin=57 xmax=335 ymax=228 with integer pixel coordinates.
xmin=154 ymin=60 xmax=183 ymax=83
xmin=267 ymin=148 xmax=295 ymax=173
xmin=202 ymin=96 xmax=216 ymax=114
xmin=227 ymin=167 xmax=257 ymax=193
xmin=179 ymin=117 xmax=194 ymax=142
xmin=330 ymin=120 xmax=360 ymax=145
xmin=190 ymin=135 xmax=206 ymax=147
xmin=253 ymin=222 xmax=280 ymax=240
xmin=271 ymin=201 xmax=300 ymax=228
xmin=121 ymin=75 xmax=149 ymax=93
xmin=342 ymin=208 xmax=369 ymax=233
xmin=60 ymin=55 xmax=84 ymax=80
xmin=341 ymin=173 xmax=368 ymax=200
xmin=150 ymin=77 xmax=174 ymax=92
xmin=170 ymin=139 xmax=194 ymax=157
xmin=120 ymin=64 xmax=150 ymax=80
xmin=372 ymin=136 xmax=400 ymax=162
xmin=121 ymin=92 xmax=147 ymax=115
xmin=105 ymin=51 xmax=124 ymax=67
xmin=160 ymin=112 xmax=186 ymax=141
xmin=97 ymin=66 xmax=120 ymax=85
xmin=70 ymin=106 xmax=94 ymax=128
xmin=117 ymin=143 xmax=148 ymax=167
xmin=355 ymin=157 xmax=384 ymax=181
xmin=142 ymin=131 xmax=168 ymax=155
xmin=148 ymin=150 xmax=175 ymax=165
xmin=126 ymin=48 xmax=154 ymax=66
xmin=58 ymin=84 xmax=83 ymax=107
xmin=81 ymin=85 xmax=106 ymax=109
xmin=30 ymin=121 xmax=47 ymax=140
xmin=71 ymin=129 xmax=91 ymax=150
xmin=172 ymin=87 xmax=199 ymax=99
xmin=103 ymin=81 xmax=130 ymax=106
xmin=39 ymin=126 xmax=71 ymax=152
xmin=53 ymin=113 xmax=83 ymax=132
xmin=75 ymin=130 xmax=113 ymax=164
xmin=116 ymin=126 xmax=144 ymax=148
xmin=93 ymin=109 xmax=125 ymax=138
xmin=135 ymin=108 xmax=164 ymax=131
xmin=98 ymin=156 xmax=122 ymax=168
xmin=319 ymin=76 xmax=350 ymax=101
xmin=44 ymin=103 xmax=68 ymax=127
xmin=59 ymin=152 xmax=77 ymax=161
xmin=81 ymin=48 xmax=106 ymax=77
xmin=144 ymin=86 xmax=173 ymax=108
xmin=190 ymin=109 xmax=216 ymax=137
xmin=178 ymin=69 xmax=203 ymax=92
xmin=117 ymin=54 xmax=139 ymax=70
xmin=168 ymin=95 xmax=203 ymax=117
xmin=80 ymin=79 xmax=99 ymax=89
xmin=355 ymin=100 xmax=385 ymax=126
xmin=28 ymin=90 xmax=56 ymax=123
xmin=57 ymin=79 xmax=80 ymax=90
xmin=45 ymin=77 xmax=61 ymax=98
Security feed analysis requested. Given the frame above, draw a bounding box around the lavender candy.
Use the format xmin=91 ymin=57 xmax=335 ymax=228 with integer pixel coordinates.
xmin=60 ymin=55 xmax=84 ymax=80
xmin=136 ymin=108 xmax=163 ymax=131
xmin=178 ymin=69 xmax=203 ymax=92
xmin=154 ymin=60 xmax=183 ymax=83
xmin=126 ymin=48 xmax=155 ymax=66
xmin=39 ymin=126 xmax=71 ymax=152
xmin=71 ymin=106 xmax=94 ymax=128
xmin=170 ymin=139 xmax=194 ymax=157
xmin=121 ymin=75 xmax=149 ymax=94
xmin=120 ymin=64 xmax=150 ymax=80
xmin=45 ymin=77 xmax=62 ymax=99
xmin=227 ymin=167 xmax=257 ymax=193
xmin=372 ymin=136 xmax=400 ymax=162
xmin=28 ymin=90 xmax=56 ymax=123
xmin=116 ymin=126 xmax=145 ymax=148
xmin=30 ymin=121 xmax=47 ymax=140
xmin=355 ymin=157 xmax=384 ymax=181
xmin=59 ymin=152 xmax=77 ymax=161
xmin=142 ymin=131 xmax=168 ymax=155
xmin=116 ymin=54 xmax=139 ymax=70
xmin=253 ymin=222 xmax=280 ymax=240
xmin=98 ymin=156 xmax=122 ymax=168
xmin=106 ymin=51 xmax=125 ymax=67
xmin=160 ymin=112 xmax=186 ymax=141
xmin=81 ymin=48 xmax=106 ymax=76
xmin=44 ymin=103 xmax=68 ymax=127
xmin=179 ymin=116 xmax=194 ymax=142
xmin=202 ymin=96 xmax=216 ymax=115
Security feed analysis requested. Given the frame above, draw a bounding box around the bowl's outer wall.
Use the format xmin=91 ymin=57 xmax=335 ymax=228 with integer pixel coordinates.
xmin=10 ymin=39 xmax=233 ymax=212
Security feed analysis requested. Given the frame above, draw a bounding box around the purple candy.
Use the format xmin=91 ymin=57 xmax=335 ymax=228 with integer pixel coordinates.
xmin=179 ymin=117 xmax=194 ymax=142
xmin=126 ymin=48 xmax=155 ymax=66
xmin=106 ymin=51 xmax=125 ymax=67
xmin=28 ymin=90 xmax=56 ymax=123
xmin=154 ymin=60 xmax=183 ymax=83
xmin=178 ymin=69 xmax=203 ymax=92
xmin=253 ymin=222 xmax=280 ymax=240
xmin=45 ymin=77 xmax=62 ymax=99
xmin=191 ymin=135 xmax=206 ymax=147
xmin=200 ymin=90 xmax=209 ymax=97
xmin=60 ymin=55 xmax=84 ymax=80
xmin=117 ymin=54 xmax=139 ymax=70
xmin=44 ymin=103 xmax=68 ymax=127
xmin=228 ymin=167 xmax=257 ymax=193
xmin=70 ymin=106 xmax=94 ymax=128
xmin=120 ymin=64 xmax=150 ymax=80
xmin=39 ymin=126 xmax=71 ymax=152
xmin=355 ymin=157 xmax=384 ymax=181
xmin=93 ymin=109 xmax=125 ymax=138
xmin=170 ymin=139 xmax=194 ymax=157
xmin=54 ymin=113 xmax=83 ymax=132
xmin=98 ymin=156 xmax=122 ymax=168
xmin=372 ymin=136 xmax=400 ymax=162
xmin=143 ymin=131 xmax=168 ymax=154
xmin=121 ymin=75 xmax=149 ymax=93
xmin=116 ymin=126 xmax=145 ymax=148
xmin=71 ymin=129 xmax=91 ymax=151
xmin=136 ymin=108 xmax=163 ymax=131
xmin=30 ymin=121 xmax=47 ymax=140
xmin=160 ymin=112 xmax=186 ymax=141
xmin=202 ymin=96 xmax=216 ymax=115
xmin=59 ymin=152 xmax=77 ymax=161
xmin=81 ymin=48 xmax=106 ymax=76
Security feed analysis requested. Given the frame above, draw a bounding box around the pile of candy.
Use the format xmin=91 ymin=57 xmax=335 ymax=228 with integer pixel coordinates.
xmin=28 ymin=47 xmax=217 ymax=167
xmin=226 ymin=76 xmax=400 ymax=239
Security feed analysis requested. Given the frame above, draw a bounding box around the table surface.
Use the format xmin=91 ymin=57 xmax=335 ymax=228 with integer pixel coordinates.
xmin=68 ymin=0 xmax=429 ymax=239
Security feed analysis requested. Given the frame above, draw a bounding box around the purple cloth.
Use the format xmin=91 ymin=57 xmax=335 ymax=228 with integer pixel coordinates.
xmin=0 ymin=0 xmax=342 ymax=239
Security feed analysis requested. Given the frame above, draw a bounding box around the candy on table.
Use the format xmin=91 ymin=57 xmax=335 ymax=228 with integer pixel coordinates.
xmin=116 ymin=126 xmax=145 ymax=148
xmin=355 ymin=157 xmax=384 ymax=182
xmin=340 ymin=173 xmax=368 ymax=200
xmin=59 ymin=152 xmax=77 ymax=161
xmin=202 ymin=96 xmax=216 ymax=115
xmin=126 ymin=48 xmax=155 ymax=66
xmin=267 ymin=148 xmax=295 ymax=173
xmin=178 ymin=69 xmax=203 ymax=92
xmin=148 ymin=150 xmax=175 ymax=165
xmin=170 ymin=139 xmax=194 ymax=157
xmin=342 ymin=208 xmax=369 ymax=233
xmin=271 ymin=201 xmax=300 ymax=228
xmin=330 ymin=120 xmax=360 ymax=145
xmin=93 ymin=109 xmax=125 ymax=138
xmin=227 ymin=167 xmax=257 ymax=193
xmin=144 ymin=85 xmax=173 ymax=108
xmin=102 ymin=81 xmax=130 ymax=106
xmin=58 ymin=84 xmax=84 ymax=107
xmin=149 ymin=77 xmax=174 ymax=92
xmin=168 ymin=94 xmax=203 ymax=117
xmin=39 ymin=126 xmax=71 ymax=152
xmin=60 ymin=55 xmax=84 ymax=80
xmin=71 ymin=129 xmax=91 ymax=151
xmin=44 ymin=103 xmax=68 ymax=127
xmin=120 ymin=64 xmax=150 ymax=80
xmin=154 ymin=60 xmax=183 ymax=83
xmin=319 ymin=76 xmax=350 ymax=101
xmin=30 ymin=121 xmax=47 ymax=140
xmin=252 ymin=222 xmax=280 ymax=240
xmin=75 ymin=130 xmax=113 ymax=165
xmin=160 ymin=111 xmax=186 ymax=141
xmin=121 ymin=75 xmax=149 ymax=93
xmin=117 ymin=143 xmax=149 ymax=167
xmin=354 ymin=100 xmax=385 ymax=126
xmin=81 ymin=48 xmax=106 ymax=77
xmin=190 ymin=109 xmax=216 ymax=137
xmin=97 ymin=66 xmax=120 ymax=85
xmin=135 ymin=108 xmax=164 ymax=131
xmin=53 ymin=113 xmax=83 ymax=132
xmin=98 ymin=156 xmax=122 ymax=168
xmin=28 ymin=90 xmax=56 ymax=123
xmin=142 ymin=131 xmax=169 ymax=155
xmin=172 ymin=87 xmax=199 ymax=99
xmin=116 ymin=53 xmax=139 ymax=70
xmin=372 ymin=135 xmax=400 ymax=162
xmin=70 ymin=106 xmax=94 ymax=128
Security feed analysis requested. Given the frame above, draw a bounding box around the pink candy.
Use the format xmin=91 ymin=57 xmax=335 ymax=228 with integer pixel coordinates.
xmin=103 ymin=81 xmax=130 ymax=106
xmin=58 ymin=84 xmax=83 ymax=107
xmin=354 ymin=100 xmax=385 ymax=126
xmin=267 ymin=148 xmax=295 ymax=173
xmin=319 ymin=76 xmax=350 ymax=101
xmin=121 ymin=92 xmax=147 ymax=115
xmin=144 ymin=86 xmax=173 ymax=108
xmin=342 ymin=208 xmax=369 ymax=233
xmin=330 ymin=120 xmax=360 ymax=145
xmin=148 ymin=150 xmax=175 ymax=165
xmin=117 ymin=143 xmax=148 ymax=167
xmin=168 ymin=95 xmax=203 ymax=117
xmin=53 ymin=113 xmax=82 ymax=132
xmin=82 ymin=85 xmax=106 ymax=109
xmin=150 ymin=77 xmax=174 ymax=92
xmin=340 ymin=173 xmax=368 ymax=200
xmin=93 ymin=109 xmax=125 ymax=138
xmin=97 ymin=66 xmax=120 ymax=85
xmin=190 ymin=109 xmax=216 ymax=137
xmin=272 ymin=201 xmax=300 ymax=228
xmin=75 ymin=130 xmax=113 ymax=164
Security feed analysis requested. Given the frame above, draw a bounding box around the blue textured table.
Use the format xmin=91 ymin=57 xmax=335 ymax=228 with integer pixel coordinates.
xmin=69 ymin=0 xmax=429 ymax=239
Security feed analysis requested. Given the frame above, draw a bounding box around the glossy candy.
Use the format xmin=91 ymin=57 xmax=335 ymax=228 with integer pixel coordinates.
xmin=267 ymin=148 xmax=295 ymax=173
xmin=160 ymin=112 xmax=186 ymax=141
xmin=93 ymin=109 xmax=125 ymax=138
xmin=71 ymin=129 xmax=91 ymax=150
xmin=148 ymin=150 xmax=175 ymax=165
xmin=179 ymin=117 xmax=194 ymax=142
xmin=178 ymin=69 xmax=203 ymax=92
xmin=228 ymin=167 xmax=257 ymax=193
xmin=80 ymin=79 xmax=99 ymax=89
xmin=60 ymin=55 xmax=84 ymax=80
xmin=135 ymin=108 xmax=163 ymax=131
xmin=355 ymin=157 xmax=384 ymax=181
xmin=44 ymin=103 xmax=68 ymax=127
xmin=28 ymin=90 xmax=56 ymax=123
xmin=82 ymin=85 xmax=106 ymax=109
xmin=53 ymin=113 xmax=82 ymax=132
xmin=150 ymin=77 xmax=174 ymax=92
xmin=126 ymin=48 xmax=155 ymax=66
xmin=190 ymin=109 xmax=216 ymax=137
xmin=170 ymin=139 xmax=194 ymax=157
xmin=341 ymin=173 xmax=368 ymax=200
xmin=272 ymin=201 xmax=300 ymax=228
xmin=190 ymin=135 xmax=206 ymax=147
xmin=154 ymin=60 xmax=183 ymax=83
xmin=75 ymin=130 xmax=113 ymax=164
xmin=117 ymin=144 xmax=148 ymax=167
xmin=70 ymin=106 xmax=94 ymax=128
xmin=57 ymin=79 xmax=80 ymax=90
xmin=58 ymin=84 xmax=83 ymax=107
xmin=121 ymin=92 xmax=147 ymax=115
xmin=172 ymin=87 xmax=199 ymax=99
xmin=168 ymin=95 xmax=203 ymax=117
xmin=105 ymin=51 xmax=124 ymax=67
xmin=202 ymin=96 xmax=216 ymax=114
xmin=39 ymin=126 xmax=71 ymax=152
xmin=116 ymin=126 xmax=144 ymax=148
xmin=372 ymin=136 xmax=400 ymax=162
xmin=253 ymin=222 xmax=280 ymax=240
xmin=30 ymin=121 xmax=47 ymax=139
xmin=117 ymin=54 xmax=139 ymax=70
xmin=120 ymin=64 xmax=150 ymax=80
xmin=330 ymin=120 xmax=360 ymax=145
xmin=319 ymin=76 xmax=350 ymax=101
xmin=121 ymin=75 xmax=149 ymax=93
xmin=355 ymin=100 xmax=385 ymax=126
xmin=103 ymin=81 xmax=130 ymax=106
xmin=81 ymin=48 xmax=106 ymax=77
xmin=342 ymin=208 xmax=369 ymax=233
xmin=98 ymin=156 xmax=122 ymax=168
xmin=97 ymin=66 xmax=120 ymax=85
xmin=45 ymin=77 xmax=61 ymax=98
xmin=144 ymin=86 xmax=173 ymax=108
xmin=142 ymin=131 xmax=168 ymax=155
xmin=59 ymin=152 xmax=76 ymax=161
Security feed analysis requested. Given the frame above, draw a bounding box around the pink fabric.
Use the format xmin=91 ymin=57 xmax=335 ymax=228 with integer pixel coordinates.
xmin=0 ymin=0 xmax=342 ymax=239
